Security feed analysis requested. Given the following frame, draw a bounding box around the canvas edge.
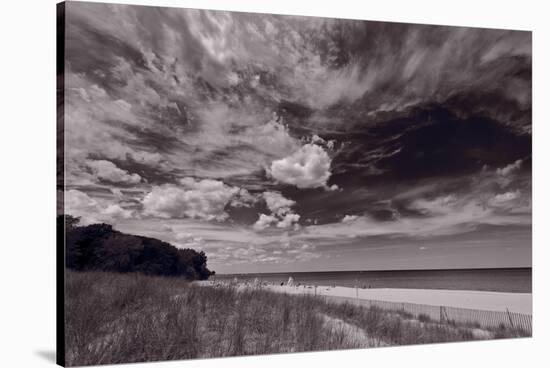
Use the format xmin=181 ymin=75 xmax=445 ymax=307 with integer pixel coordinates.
xmin=56 ymin=1 xmax=66 ymax=366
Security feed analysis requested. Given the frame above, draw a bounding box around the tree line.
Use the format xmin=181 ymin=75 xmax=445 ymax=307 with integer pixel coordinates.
xmin=59 ymin=215 xmax=214 ymax=280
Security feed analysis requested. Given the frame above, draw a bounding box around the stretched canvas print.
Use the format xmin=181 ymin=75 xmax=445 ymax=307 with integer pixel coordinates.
xmin=57 ymin=1 xmax=532 ymax=366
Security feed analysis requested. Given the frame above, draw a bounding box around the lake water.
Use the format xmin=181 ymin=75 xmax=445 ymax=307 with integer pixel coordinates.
xmin=214 ymin=268 xmax=531 ymax=293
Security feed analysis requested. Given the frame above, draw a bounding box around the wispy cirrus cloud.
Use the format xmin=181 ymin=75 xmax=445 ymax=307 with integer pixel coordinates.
xmin=62 ymin=2 xmax=531 ymax=272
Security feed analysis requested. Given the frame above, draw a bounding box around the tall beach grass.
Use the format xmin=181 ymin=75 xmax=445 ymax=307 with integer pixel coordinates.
xmin=65 ymin=271 xmax=528 ymax=366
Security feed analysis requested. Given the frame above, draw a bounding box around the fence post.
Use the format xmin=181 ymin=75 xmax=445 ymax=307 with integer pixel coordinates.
xmin=506 ymin=308 xmax=515 ymax=329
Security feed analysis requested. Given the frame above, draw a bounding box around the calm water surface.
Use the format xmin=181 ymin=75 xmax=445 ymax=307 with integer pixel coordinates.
xmin=214 ymin=268 xmax=531 ymax=293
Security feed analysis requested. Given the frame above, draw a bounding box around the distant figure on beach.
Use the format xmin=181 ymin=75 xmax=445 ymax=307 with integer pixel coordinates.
xmin=287 ymin=276 xmax=294 ymax=286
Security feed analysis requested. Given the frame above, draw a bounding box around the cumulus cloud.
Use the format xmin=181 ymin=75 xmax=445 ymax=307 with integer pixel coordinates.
xmin=65 ymin=189 xmax=134 ymax=224
xmin=142 ymin=178 xmax=240 ymax=221
xmin=341 ymin=215 xmax=359 ymax=223
xmin=496 ymin=159 xmax=523 ymax=176
xmin=489 ymin=190 xmax=522 ymax=208
xmin=66 ymin=190 xmax=99 ymax=217
xmin=87 ymin=159 xmax=141 ymax=184
xmin=253 ymin=214 xmax=278 ymax=230
xmin=491 ymin=160 xmax=524 ymax=188
xmin=308 ymin=134 xmax=336 ymax=150
xmin=172 ymin=232 xmax=204 ymax=248
xmin=253 ymin=211 xmax=300 ymax=230
xmin=110 ymin=188 xmax=124 ymax=199
xmin=253 ymin=191 xmax=300 ymax=230
xmin=229 ymin=188 xmax=260 ymax=208
xmin=311 ymin=134 xmax=326 ymax=145
xmin=276 ymin=213 xmax=301 ymax=229
xmin=268 ymin=143 xmax=332 ymax=189
xmin=262 ymin=191 xmax=295 ymax=216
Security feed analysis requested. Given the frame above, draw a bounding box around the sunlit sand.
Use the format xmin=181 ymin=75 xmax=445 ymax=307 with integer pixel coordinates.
xmin=264 ymin=284 xmax=532 ymax=314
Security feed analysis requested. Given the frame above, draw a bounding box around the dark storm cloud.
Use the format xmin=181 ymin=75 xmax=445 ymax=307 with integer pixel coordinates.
xmin=327 ymin=104 xmax=531 ymax=187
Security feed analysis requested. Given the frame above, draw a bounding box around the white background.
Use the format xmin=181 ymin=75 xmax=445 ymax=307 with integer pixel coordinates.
xmin=0 ymin=0 xmax=548 ymax=367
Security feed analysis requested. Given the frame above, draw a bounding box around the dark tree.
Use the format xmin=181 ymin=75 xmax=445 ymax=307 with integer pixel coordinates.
xmin=60 ymin=215 xmax=214 ymax=280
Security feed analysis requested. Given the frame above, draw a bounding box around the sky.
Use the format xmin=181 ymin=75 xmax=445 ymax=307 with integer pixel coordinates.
xmin=60 ymin=2 xmax=532 ymax=274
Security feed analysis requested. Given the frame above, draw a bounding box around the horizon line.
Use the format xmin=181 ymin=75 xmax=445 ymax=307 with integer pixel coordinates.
xmin=213 ymin=266 xmax=532 ymax=276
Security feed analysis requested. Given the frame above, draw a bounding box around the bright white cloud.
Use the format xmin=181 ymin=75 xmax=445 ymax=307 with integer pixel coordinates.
xmin=276 ymin=213 xmax=301 ymax=229
xmin=268 ymin=143 xmax=332 ymax=189
xmin=341 ymin=215 xmax=359 ymax=223
xmin=253 ymin=191 xmax=300 ymax=230
xmin=229 ymin=188 xmax=260 ymax=208
xmin=253 ymin=214 xmax=278 ymax=230
xmin=66 ymin=190 xmax=99 ymax=217
xmin=489 ymin=190 xmax=522 ymax=208
xmin=173 ymin=231 xmax=204 ymax=248
xmin=311 ymin=134 xmax=325 ymax=145
xmin=110 ymin=188 xmax=124 ymax=199
xmin=101 ymin=204 xmax=134 ymax=219
xmin=262 ymin=191 xmax=295 ymax=216
xmin=66 ymin=189 xmax=134 ymax=224
xmin=142 ymin=177 xmax=240 ymax=221
xmin=87 ymin=159 xmax=141 ymax=184
xmin=496 ymin=159 xmax=522 ymax=176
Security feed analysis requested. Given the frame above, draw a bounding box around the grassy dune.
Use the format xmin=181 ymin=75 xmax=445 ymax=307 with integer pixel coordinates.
xmin=65 ymin=271 xmax=528 ymax=366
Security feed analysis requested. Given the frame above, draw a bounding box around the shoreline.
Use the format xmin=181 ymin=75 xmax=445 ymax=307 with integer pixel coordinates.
xmin=210 ymin=268 xmax=532 ymax=294
xmin=202 ymin=281 xmax=532 ymax=315
xmin=214 ymin=266 xmax=532 ymax=277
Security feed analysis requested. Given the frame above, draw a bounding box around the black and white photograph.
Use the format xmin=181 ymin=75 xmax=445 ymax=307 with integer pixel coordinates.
xmin=56 ymin=1 xmax=533 ymax=366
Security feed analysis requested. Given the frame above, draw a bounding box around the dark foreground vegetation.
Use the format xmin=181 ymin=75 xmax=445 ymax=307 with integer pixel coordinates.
xmin=60 ymin=215 xmax=213 ymax=280
xmin=65 ymin=271 xmax=528 ymax=366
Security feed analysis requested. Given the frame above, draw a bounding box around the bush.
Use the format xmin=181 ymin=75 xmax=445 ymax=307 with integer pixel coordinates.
xmin=60 ymin=215 xmax=214 ymax=280
xmin=418 ymin=313 xmax=432 ymax=323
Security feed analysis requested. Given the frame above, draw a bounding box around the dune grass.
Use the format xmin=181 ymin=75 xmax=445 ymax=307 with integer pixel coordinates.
xmin=65 ymin=271 xmax=528 ymax=366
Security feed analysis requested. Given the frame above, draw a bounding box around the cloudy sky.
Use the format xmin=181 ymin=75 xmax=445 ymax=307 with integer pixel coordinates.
xmin=60 ymin=2 xmax=531 ymax=274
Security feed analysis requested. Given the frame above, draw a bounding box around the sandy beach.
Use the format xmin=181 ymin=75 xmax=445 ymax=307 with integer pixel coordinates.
xmin=261 ymin=284 xmax=532 ymax=315
xmin=202 ymin=280 xmax=532 ymax=315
